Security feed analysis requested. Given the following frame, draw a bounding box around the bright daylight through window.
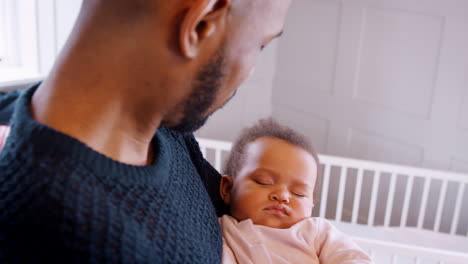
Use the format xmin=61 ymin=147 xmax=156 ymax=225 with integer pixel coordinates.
xmin=0 ymin=0 xmax=42 ymax=87
xmin=0 ymin=0 xmax=17 ymax=67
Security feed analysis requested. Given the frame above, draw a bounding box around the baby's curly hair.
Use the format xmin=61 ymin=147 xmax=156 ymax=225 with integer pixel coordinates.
xmin=223 ymin=118 xmax=319 ymax=177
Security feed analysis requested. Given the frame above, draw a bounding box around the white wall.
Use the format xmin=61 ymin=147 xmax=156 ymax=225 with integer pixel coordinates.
xmin=195 ymin=41 xmax=279 ymax=141
xmin=272 ymin=0 xmax=468 ymax=175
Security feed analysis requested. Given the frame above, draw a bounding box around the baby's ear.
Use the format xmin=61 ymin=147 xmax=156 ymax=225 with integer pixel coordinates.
xmin=220 ymin=175 xmax=233 ymax=205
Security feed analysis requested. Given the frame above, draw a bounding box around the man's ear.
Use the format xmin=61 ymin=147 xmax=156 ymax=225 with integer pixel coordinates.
xmin=179 ymin=0 xmax=231 ymax=59
xmin=220 ymin=175 xmax=234 ymax=205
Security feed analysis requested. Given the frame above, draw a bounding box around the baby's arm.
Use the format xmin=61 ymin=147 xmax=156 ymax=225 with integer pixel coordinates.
xmin=315 ymin=219 xmax=373 ymax=264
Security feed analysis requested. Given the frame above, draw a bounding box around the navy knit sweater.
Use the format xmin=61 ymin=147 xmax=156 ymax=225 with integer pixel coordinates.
xmin=0 ymin=85 xmax=227 ymax=263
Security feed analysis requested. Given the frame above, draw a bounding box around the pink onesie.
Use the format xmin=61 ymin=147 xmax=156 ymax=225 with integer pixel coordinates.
xmin=219 ymin=215 xmax=373 ymax=264
xmin=0 ymin=125 xmax=10 ymax=151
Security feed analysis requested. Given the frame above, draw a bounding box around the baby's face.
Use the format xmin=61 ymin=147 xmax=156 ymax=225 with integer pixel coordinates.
xmin=224 ymin=136 xmax=317 ymax=229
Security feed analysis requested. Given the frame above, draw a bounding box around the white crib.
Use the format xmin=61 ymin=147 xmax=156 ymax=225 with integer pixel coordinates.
xmin=197 ymin=138 xmax=468 ymax=264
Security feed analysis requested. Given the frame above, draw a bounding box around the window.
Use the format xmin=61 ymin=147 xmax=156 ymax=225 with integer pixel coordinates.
xmin=0 ymin=0 xmax=82 ymax=89
xmin=0 ymin=0 xmax=8 ymax=63
xmin=0 ymin=0 xmax=41 ymax=87
xmin=0 ymin=0 xmax=18 ymax=67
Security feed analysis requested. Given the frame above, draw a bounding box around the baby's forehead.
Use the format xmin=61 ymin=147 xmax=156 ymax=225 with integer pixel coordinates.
xmin=244 ymin=137 xmax=317 ymax=165
xmin=241 ymin=141 xmax=317 ymax=180
xmin=245 ymin=136 xmax=302 ymax=153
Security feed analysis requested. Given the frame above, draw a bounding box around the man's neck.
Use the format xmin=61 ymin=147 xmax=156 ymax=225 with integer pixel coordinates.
xmin=31 ymin=61 xmax=166 ymax=166
xmin=28 ymin=11 xmax=200 ymax=165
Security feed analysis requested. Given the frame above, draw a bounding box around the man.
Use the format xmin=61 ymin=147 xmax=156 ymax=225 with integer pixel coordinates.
xmin=0 ymin=0 xmax=292 ymax=263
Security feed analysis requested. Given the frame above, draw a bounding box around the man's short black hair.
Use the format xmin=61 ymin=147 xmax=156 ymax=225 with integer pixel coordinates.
xmin=224 ymin=118 xmax=319 ymax=177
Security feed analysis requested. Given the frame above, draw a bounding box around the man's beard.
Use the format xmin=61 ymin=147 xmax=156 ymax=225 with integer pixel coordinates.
xmin=170 ymin=52 xmax=225 ymax=134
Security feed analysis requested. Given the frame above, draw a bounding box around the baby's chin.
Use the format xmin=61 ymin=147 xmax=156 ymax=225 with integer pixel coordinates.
xmin=253 ymin=216 xmax=303 ymax=229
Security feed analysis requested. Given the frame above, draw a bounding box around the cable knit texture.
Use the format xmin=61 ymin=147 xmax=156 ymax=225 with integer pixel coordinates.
xmin=0 ymin=85 xmax=226 ymax=263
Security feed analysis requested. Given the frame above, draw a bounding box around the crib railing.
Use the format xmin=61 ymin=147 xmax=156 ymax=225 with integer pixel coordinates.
xmin=197 ymin=138 xmax=232 ymax=172
xmin=317 ymin=156 xmax=468 ymax=236
xmin=196 ymin=138 xmax=468 ymax=237
xmin=354 ymin=237 xmax=468 ymax=264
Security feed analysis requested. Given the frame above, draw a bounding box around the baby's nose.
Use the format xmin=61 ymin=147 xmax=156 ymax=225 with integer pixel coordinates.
xmin=270 ymin=190 xmax=290 ymax=203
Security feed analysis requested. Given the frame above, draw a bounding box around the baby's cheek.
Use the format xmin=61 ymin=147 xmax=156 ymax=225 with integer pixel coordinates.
xmin=230 ymin=198 xmax=256 ymax=221
xmin=297 ymin=201 xmax=314 ymax=217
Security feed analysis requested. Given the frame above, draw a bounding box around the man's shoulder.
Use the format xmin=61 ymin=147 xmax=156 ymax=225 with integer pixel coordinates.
xmin=0 ymin=89 xmax=21 ymax=125
xmin=158 ymin=127 xmax=228 ymax=216
xmin=156 ymin=127 xmax=198 ymax=151
xmin=156 ymin=127 xmax=203 ymax=162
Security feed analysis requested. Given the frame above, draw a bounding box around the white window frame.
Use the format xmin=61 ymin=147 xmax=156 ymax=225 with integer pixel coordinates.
xmin=0 ymin=0 xmax=18 ymax=66
xmin=0 ymin=0 xmax=42 ymax=87
xmin=0 ymin=0 xmax=82 ymax=89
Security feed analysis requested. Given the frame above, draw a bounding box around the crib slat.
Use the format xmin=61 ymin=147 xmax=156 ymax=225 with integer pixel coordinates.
xmin=391 ymin=254 xmax=397 ymax=264
xmin=450 ymin=183 xmax=465 ymax=235
xmin=417 ymin=177 xmax=431 ymax=229
xmin=201 ymin=146 xmax=207 ymax=158
xmin=319 ymin=164 xmax=331 ymax=218
xmin=415 ymin=257 xmax=421 ymax=264
xmin=335 ymin=166 xmax=347 ymax=221
xmin=352 ymin=168 xmax=364 ymax=224
xmin=400 ymin=175 xmax=414 ymax=227
xmin=384 ymin=173 xmax=397 ymax=227
xmin=434 ymin=179 xmax=448 ymax=232
xmin=214 ymin=149 xmax=222 ymax=171
xmin=368 ymin=171 xmax=381 ymax=226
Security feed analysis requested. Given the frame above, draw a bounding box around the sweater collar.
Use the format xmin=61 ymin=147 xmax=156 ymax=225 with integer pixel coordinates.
xmin=7 ymin=83 xmax=173 ymax=185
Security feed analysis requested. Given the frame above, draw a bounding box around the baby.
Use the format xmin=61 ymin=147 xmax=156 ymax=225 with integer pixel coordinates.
xmin=219 ymin=119 xmax=373 ymax=264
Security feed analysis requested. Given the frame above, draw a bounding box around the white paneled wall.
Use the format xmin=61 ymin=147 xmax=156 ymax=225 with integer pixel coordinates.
xmin=272 ymin=0 xmax=468 ymax=230
xmin=195 ymin=40 xmax=280 ymax=141
xmin=273 ymin=0 xmax=468 ymax=173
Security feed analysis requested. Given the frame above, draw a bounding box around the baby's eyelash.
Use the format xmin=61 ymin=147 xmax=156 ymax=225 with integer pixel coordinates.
xmin=292 ymin=192 xmax=306 ymax=198
xmin=254 ymin=180 xmax=270 ymax=185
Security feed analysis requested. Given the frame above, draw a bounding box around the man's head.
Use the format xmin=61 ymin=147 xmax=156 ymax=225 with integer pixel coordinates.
xmin=77 ymin=0 xmax=292 ymax=133
xmin=220 ymin=119 xmax=320 ymax=229
xmin=169 ymin=50 xmax=226 ymax=133
xmin=168 ymin=0 xmax=293 ymax=133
